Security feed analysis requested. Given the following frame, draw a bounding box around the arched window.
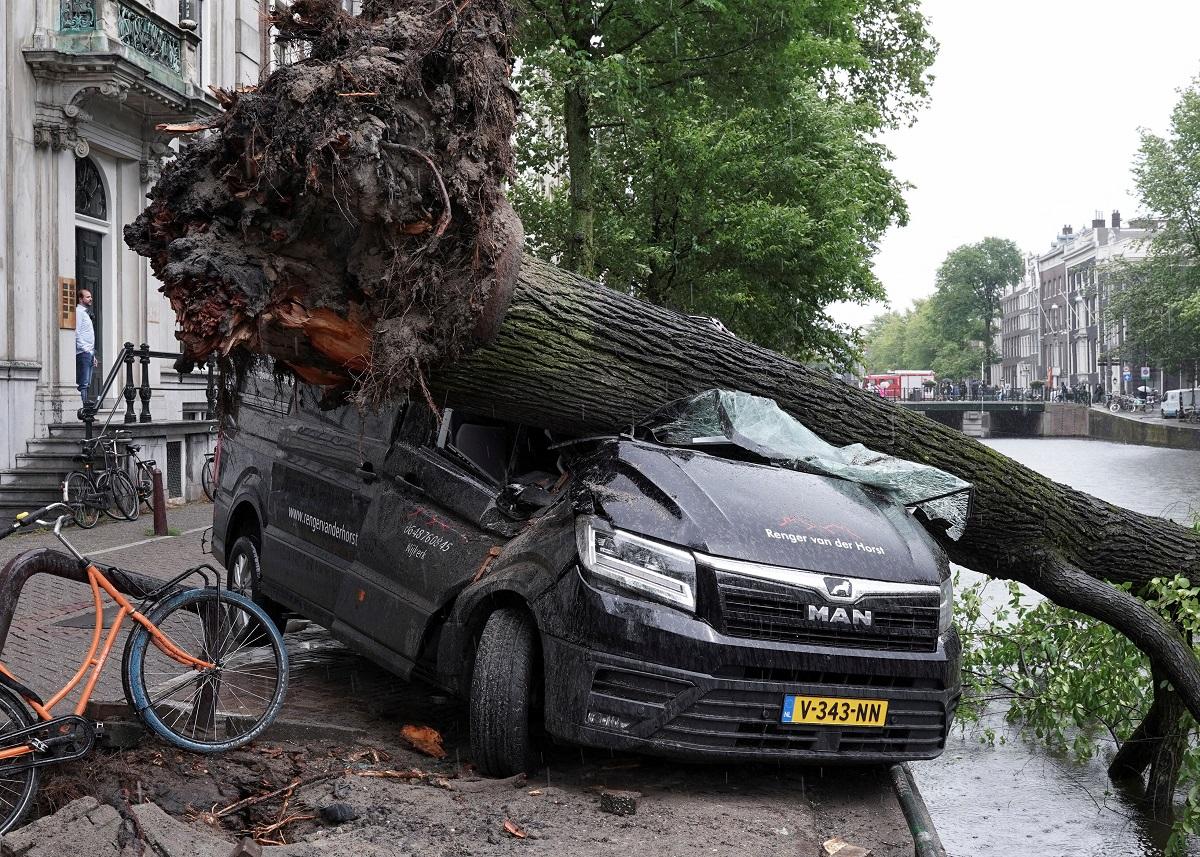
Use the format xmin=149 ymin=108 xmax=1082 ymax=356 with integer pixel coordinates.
xmin=75 ymin=157 xmax=107 ymax=220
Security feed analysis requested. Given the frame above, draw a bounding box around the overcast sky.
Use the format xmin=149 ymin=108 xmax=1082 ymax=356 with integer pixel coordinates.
xmin=827 ymin=0 xmax=1200 ymax=330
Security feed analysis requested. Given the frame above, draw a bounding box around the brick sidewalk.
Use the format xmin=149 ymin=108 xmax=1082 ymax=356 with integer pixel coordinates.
xmin=0 ymin=502 xmax=216 ymax=705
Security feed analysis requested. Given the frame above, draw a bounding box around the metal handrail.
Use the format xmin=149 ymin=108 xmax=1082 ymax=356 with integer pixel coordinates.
xmin=79 ymin=343 xmax=216 ymax=439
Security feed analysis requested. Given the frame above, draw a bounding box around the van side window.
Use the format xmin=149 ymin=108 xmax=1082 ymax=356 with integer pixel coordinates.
xmin=237 ymin=359 xmax=293 ymax=416
xmin=435 ymin=408 xmax=561 ymax=488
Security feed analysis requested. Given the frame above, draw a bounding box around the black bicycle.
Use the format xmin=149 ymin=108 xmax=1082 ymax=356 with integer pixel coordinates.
xmin=111 ymin=431 xmax=156 ymax=514
xmin=62 ymin=437 xmax=138 ymax=528
xmin=201 ymin=452 xmax=215 ymax=502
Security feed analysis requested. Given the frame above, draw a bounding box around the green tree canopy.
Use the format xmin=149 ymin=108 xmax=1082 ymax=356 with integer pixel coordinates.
xmin=932 ymin=237 xmax=1023 ymax=369
xmin=512 ymin=0 xmax=938 ymax=366
xmin=861 ymin=238 xmax=1022 ymax=381
xmin=1106 ymin=78 xmax=1200 ymax=378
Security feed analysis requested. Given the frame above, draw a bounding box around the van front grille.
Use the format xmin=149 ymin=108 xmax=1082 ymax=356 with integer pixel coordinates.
xmin=712 ymin=570 xmax=940 ymax=652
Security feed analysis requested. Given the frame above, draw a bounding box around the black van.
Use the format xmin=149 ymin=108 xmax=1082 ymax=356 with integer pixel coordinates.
xmin=212 ymin=373 xmax=961 ymax=775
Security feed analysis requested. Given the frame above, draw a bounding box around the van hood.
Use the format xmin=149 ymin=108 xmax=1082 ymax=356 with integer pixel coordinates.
xmin=571 ymin=440 xmax=945 ymax=585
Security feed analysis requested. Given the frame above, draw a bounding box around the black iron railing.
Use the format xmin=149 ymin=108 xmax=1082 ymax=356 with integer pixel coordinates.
xmin=79 ymin=342 xmax=216 ymax=439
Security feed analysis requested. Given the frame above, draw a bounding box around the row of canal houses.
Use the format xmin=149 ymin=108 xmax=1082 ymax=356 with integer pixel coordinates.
xmin=994 ymin=211 xmax=1160 ymax=396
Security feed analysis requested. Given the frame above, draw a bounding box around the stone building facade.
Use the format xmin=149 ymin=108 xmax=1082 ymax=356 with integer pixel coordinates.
xmin=0 ymin=1 xmax=360 ymax=483
xmin=0 ymin=0 xmax=272 ymax=473
xmin=994 ymin=212 xmax=1151 ymax=396
xmin=997 ymin=254 xmax=1040 ymax=390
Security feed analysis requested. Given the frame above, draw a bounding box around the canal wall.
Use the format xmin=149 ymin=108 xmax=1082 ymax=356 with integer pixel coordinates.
xmin=1038 ymin=403 xmax=1090 ymax=437
xmin=906 ymin=401 xmax=1200 ymax=449
xmin=1088 ymin=408 xmax=1200 ymax=451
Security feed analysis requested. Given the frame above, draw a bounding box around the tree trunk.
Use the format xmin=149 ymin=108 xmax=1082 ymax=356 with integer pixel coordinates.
xmin=429 ymin=256 xmax=1200 ymax=718
xmin=1110 ymin=665 xmax=1189 ymax=820
xmin=564 ymin=81 xmax=596 ymax=276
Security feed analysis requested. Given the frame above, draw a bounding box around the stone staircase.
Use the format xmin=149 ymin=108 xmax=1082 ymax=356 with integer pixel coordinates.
xmin=961 ymin=410 xmax=988 ymax=438
xmin=0 ymin=423 xmax=94 ymax=520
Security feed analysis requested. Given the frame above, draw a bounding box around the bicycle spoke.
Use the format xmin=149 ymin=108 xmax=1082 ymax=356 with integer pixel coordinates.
xmin=136 ymin=593 xmax=284 ymax=747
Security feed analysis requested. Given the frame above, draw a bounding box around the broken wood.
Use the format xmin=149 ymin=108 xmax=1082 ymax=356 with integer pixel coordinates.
xmin=213 ymin=770 xmax=345 ymax=819
xmin=400 ymin=724 xmax=447 ymax=759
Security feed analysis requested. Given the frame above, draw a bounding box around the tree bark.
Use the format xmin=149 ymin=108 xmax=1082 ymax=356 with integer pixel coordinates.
xmin=429 ymin=256 xmax=1200 ymax=718
xmin=1110 ymin=665 xmax=1188 ymax=820
xmin=564 ymin=81 xmax=596 ymax=277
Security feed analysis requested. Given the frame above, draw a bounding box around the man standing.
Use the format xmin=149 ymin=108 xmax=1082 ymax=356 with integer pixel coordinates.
xmin=75 ymin=289 xmax=97 ymax=406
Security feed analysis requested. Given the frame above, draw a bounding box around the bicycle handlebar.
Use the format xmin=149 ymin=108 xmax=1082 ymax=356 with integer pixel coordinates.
xmin=1 ymin=503 xmax=72 ymax=542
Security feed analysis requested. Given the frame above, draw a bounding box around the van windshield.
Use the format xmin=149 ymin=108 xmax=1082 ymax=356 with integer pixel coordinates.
xmin=637 ymin=389 xmax=973 ymax=540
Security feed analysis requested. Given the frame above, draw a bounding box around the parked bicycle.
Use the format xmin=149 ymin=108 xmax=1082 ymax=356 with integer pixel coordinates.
xmin=112 ymin=431 xmax=156 ymax=514
xmin=0 ymin=503 xmax=289 ymax=834
xmin=201 ymin=452 xmax=215 ymax=502
xmin=62 ymin=436 xmax=139 ymax=528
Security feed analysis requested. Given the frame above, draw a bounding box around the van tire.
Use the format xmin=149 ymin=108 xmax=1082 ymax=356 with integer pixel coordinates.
xmin=226 ymin=535 xmax=287 ymax=635
xmin=470 ymin=608 xmax=538 ymax=777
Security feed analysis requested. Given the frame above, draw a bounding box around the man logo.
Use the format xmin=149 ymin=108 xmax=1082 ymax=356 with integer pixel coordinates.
xmin=824 ymin=577 xmax=853 ymax=599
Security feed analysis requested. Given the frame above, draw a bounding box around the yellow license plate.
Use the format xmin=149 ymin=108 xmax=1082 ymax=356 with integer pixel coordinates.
xmin=781 ymin=695 xmax=888 ymax=727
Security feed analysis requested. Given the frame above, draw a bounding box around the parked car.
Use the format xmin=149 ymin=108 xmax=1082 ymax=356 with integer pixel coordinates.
xmin=212 ymin=369 xmax=962 ymax=775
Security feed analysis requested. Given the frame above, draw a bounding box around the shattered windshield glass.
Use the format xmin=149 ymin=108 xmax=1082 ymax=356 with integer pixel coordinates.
xmin=638 ymin=389 xmax=972 ymax=541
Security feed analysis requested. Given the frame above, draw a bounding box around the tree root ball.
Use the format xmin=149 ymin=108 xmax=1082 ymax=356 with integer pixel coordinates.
xmin=125 ymin=0 xmax=522 ymax=405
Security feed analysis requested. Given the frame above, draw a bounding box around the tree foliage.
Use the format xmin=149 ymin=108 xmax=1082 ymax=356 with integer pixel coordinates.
xmin=511 ymin=0 xmax=938 ymax=365
xmin=933 ymin=237 xmax=1023 ymax=370
xmin=861 ymin=237 xmax=1022 ymax=379
xmin=957 ymin=570 xmax=1200 ymax=854
xmin=1106 ymin=79 xmax=1200 ymax=377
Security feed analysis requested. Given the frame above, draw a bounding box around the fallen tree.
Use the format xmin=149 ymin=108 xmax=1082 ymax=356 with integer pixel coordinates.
xmin=126 ymin=0 xmax=1200 ymax=795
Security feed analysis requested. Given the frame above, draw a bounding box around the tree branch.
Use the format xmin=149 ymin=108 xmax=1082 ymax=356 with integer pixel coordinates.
xmin=1012 ymin=558 xmax=1200 ymax=724
xmin=524 ymin=0 xmax=562 ymax=37
xmin=606 ymin=0 xmax=696 ymax=56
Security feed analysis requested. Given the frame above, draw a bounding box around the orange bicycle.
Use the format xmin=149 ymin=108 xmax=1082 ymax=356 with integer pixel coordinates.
xmin=0 ymin=503 xmax=288 ymax=833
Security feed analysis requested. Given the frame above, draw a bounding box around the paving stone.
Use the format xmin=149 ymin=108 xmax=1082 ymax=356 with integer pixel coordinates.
xmin=131 ymin=802 xmax=231 ymax=857
xmin=598 ymin=789 xmax=638 ymax=817
xmin=23 ymin=803 xmax=121 ymax=857
xmin=820 ymin=836 xmax=873 ymax=857
xmin=1 ymin=797 xmax=99 ymax=856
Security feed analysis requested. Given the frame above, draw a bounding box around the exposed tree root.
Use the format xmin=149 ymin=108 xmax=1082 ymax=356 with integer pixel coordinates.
xmin=125 ymin=0 xmax=522 ymax=406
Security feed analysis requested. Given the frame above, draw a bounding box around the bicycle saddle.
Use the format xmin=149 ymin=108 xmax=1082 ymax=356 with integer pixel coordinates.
xmin=127 ymin=445 xmax=140 ymax=453
xmin=142 ymin=459 xmax=156 ymax=467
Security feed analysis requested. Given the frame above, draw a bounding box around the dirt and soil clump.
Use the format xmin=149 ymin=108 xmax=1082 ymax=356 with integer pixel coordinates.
xmin=125 ymin=0 xmax=522 ymax=406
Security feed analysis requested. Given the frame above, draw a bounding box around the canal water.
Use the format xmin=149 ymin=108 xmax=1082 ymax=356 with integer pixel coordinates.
xmin=915 ymin=437 xmax=1200 ymax=857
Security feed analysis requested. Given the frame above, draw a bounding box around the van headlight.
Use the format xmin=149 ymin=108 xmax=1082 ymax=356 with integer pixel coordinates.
xmin=939 ymin=576 xmax=953 ymax=635
xmin=575 ymin=517 xmax=696 ymax=612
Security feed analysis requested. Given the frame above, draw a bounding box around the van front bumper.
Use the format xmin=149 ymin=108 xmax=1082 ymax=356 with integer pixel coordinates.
xmin=536 ymin=568 xmax=960 ymax=764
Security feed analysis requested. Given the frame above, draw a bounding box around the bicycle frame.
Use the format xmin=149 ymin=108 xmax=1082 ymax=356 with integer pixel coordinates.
xmin=0 ymin=561 xmax=213 ymax=763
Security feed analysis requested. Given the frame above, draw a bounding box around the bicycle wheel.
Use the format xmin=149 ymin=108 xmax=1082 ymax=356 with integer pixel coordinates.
xmin=201 ymin=458 xmax=214 ymax=502
xmin=0 ymin=685 xmax=40 ymax=835
xmin=123 ymin=588 xmax=288 ymax=753
xmin=98 ymin=470 xmax=139 ymax=522
xmin=64 ymin=471 xmax=99 ymax=529
xmin=136 ymin=464 xmax=154 ymax=513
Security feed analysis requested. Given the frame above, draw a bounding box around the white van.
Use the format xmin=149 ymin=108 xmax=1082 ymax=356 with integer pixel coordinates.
xmin=1162 ymin=388 xmax=1200 ymax=418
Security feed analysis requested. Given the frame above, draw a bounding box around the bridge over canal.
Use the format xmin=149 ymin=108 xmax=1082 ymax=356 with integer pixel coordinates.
xmin=893 ymin=399 xmax=1086 ymax=439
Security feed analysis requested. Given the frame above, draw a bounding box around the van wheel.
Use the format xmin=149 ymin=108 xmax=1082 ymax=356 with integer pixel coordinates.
xmin=226 ymin=535 xmax=287 ymax=635
xmin=470 ymin=608 xmax=538 ymax=777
